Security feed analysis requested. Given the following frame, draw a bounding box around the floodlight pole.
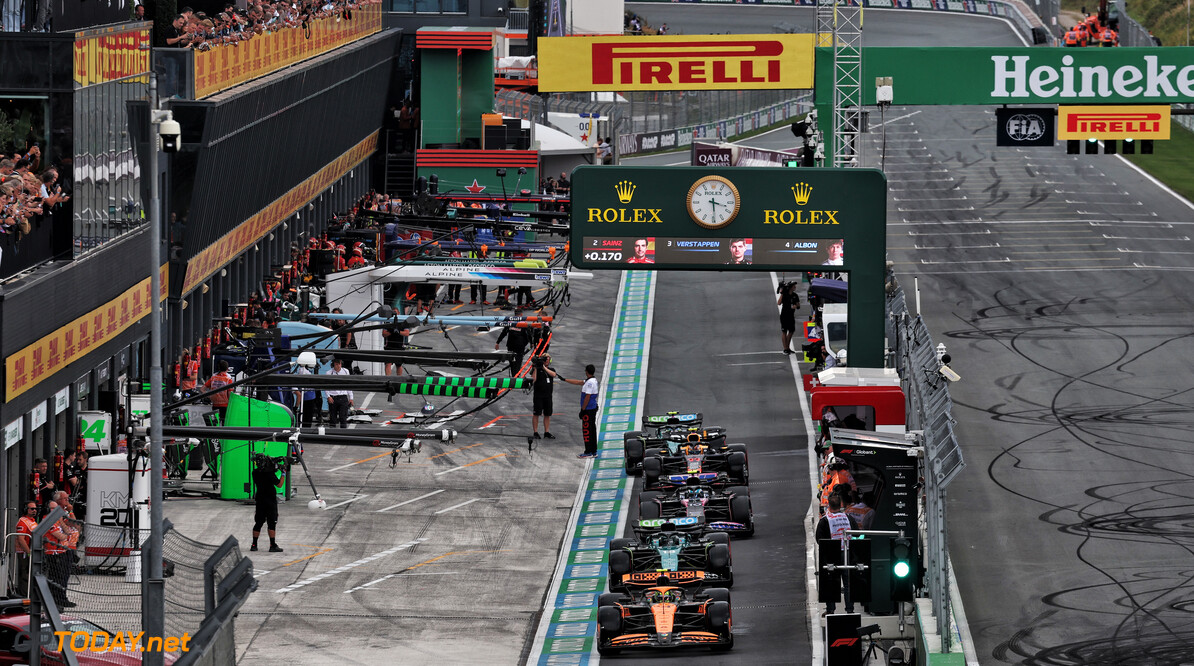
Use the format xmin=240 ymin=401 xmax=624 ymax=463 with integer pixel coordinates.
xmin=145 ymin=72 xmax=166 ymax=666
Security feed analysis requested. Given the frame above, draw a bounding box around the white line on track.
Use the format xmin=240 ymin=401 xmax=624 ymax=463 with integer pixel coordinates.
xmin=275 ymin=537 xmax=427 ymax=593
xmin=728 ymin=361 xmax=787 ymax=366
xmin=374 ymin=489 xmax=445 ymax=513
xmin=715 ymin=351 xmax=782 ymax=357
xmin=323 ymin=495 xmax=368 ymax=510
xmin=433 ymin=497 xmax=498 ymax=515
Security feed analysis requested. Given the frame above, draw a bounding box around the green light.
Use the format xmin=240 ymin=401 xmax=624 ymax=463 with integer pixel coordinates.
xmin=893 ymin=561 xmax=911 ymax=578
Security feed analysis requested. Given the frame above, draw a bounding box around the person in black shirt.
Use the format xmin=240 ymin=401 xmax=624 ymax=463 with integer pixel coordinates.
xmin=383 ymin=321 xmax=410 ymax=376
xmin=495 ymin=323 xmax=530 ymax=377
xmin=250 ymin=456 xmax=284 ymax=552
xmin=530 ymin=354 xmax=558 ymax=440
xmin=778 ymin=281 xmax=800 ymax=355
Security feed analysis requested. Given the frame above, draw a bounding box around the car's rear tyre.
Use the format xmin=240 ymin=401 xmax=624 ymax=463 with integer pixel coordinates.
xmin=708 ymin=543 xmax=730 ymax=570
xmin=729 ymin=495 xmax=754 ymax=537
xmin=643 ymin=456 xmax=662 ymax=489
xmin=598 ymin=605 xmax=622 ymax=633
xmin=608 ymin=549 xmax=632 ymax=579
xmin=705 ymin=587 xmax=731 ymax=605
xmin=624 ymin=437 xmax=645 ymax=475
xmin=707 ymin=600 xmax=731 ymax=630
xmin=638 ymin=491 xmax=662 ymax=520
xmin=598 ymin=592 xmax=626 ymax=607
xmin=726 ymin=486 xmax=750 ymax=499
xmin=727 ymin=451 xmax=748 ymax=484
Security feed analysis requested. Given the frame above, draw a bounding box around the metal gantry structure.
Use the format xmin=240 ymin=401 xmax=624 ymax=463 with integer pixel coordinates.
xmin=817 ymin=0 xmax=864 ymax=167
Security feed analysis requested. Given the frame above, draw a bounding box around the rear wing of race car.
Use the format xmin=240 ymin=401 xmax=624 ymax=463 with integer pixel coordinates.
xmin=634 ymin=517 xmax=707 ymax=536
xmin=641 ymin=412 xmax=703 ymax=429
xmin=618 ymin=570 xmax=709 ymax=589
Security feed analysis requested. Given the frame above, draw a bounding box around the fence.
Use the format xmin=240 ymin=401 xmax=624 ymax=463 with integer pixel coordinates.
xmin=886 ymin=275 xmax=966 ymax=651
xmin=19 ymin=519 xmax=254 ymax=663
xmin=495 ymin=89 xmax=814 ymax=158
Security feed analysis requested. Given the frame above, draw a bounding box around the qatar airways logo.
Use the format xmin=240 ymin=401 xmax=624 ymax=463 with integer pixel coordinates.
xmin=592 ymin=41 xmax=784 ymax=86
xmin=991 ymin=54 xmax=1194 ymax=98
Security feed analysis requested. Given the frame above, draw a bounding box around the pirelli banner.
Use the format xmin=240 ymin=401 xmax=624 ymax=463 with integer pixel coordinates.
xmin=1058 ymin=105 xmax=1171 ymax=140
xmin=538 ymin=34 xmax=815 ymax=92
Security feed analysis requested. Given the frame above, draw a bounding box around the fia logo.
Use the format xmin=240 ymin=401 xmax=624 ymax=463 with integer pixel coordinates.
xmin=1006 ymin=113 xmax=1046 ymax=142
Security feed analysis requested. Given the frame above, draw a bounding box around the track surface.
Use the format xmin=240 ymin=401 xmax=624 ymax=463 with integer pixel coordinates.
xmin=608 ymin=271 xmax=813 ymax=665
xmin=635 ymin=3 xmax=1194 ymax=664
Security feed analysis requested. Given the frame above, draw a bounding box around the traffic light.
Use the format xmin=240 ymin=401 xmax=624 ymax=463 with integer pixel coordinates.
xmin=1122 ymin=138 xmax=1135 ymax=154
xmin=1141 ymin=139 xmax=1154 ymax=154
xmin=890 ymin=537 xmax=914 ymax=601
xmin=1085 ymin=137 xmax=1098 ymax=154
xmin=1104 ymin=139 xmax=1117 ymax=155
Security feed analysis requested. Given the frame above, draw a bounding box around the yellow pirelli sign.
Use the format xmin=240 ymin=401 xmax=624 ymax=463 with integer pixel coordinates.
xmin=1058 ymin=105 xmax=1171 ymax=140
xmin=538 ymin=34 xmax=815 ymax=92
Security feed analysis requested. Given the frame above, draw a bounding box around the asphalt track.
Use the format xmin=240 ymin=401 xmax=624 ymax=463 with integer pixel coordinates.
xmin=638 ymin=3 xmax=1194 ymax=664
xmin=608 ymin=271 xmax=814 ymax=666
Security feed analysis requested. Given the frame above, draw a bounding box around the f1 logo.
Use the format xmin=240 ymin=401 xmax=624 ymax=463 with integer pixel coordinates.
xmin=830 ymin=638 xmax=860 ymax=648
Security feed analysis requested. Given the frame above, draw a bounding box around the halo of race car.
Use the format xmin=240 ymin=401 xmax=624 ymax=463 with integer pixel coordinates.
xmin=597 ymin=411 xmax=754 ymax=656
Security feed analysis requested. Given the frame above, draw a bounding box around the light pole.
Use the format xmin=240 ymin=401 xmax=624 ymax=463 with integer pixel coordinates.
xmin=144 ymin=72 xmax=178 ymax=666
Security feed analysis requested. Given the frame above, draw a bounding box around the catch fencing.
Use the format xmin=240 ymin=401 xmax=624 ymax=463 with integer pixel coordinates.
xmin=886 ymin=275 xmax=966 ymax=650
xmin=496 ymin=88 xmax=813 ymax=157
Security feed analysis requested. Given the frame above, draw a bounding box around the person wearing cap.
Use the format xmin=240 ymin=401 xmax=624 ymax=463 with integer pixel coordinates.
xmin=325 ymin=358 xmax=352 ymax=428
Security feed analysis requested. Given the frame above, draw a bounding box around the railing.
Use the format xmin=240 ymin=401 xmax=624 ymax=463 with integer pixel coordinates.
xmin=507 ymin=7 xmax=529 ymax=32
xmin=157 ymin=4 xmax=383 ymax=100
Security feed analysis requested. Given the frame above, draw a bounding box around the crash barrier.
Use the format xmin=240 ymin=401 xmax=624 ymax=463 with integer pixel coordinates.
xmin=496 ymin=88 xmax=812 ymax=157
xmin=174 ymin=531 xmax=258 ymax=666
xmin=632 ymin=0 xmax=1052 ymax=44
xmin=885 ymin=275 xmax=966 ymax=654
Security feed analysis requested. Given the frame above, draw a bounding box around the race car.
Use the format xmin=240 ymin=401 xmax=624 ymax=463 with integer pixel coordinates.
xmin=596 ymin=578 xmax=733 ymax=655
xmin=607 ymin=524 xmax=733 ymax=592
xmin=642 ymin=438 xmax=748 ymax=490
xmin=639 ymin=479 xmax=754 ymax=537
xmin=623 ymin=417 xmax=726 ymax=475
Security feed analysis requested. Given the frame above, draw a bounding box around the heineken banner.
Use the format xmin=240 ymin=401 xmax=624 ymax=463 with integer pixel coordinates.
xmin=815 ymin=48 xmax=1194 ymax=105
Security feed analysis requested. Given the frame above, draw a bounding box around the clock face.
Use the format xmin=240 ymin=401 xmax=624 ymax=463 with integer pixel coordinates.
xmin=687 ymin=176 xmax=741 ymax=229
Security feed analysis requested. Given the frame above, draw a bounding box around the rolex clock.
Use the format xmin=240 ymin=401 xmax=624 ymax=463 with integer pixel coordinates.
xmin=687 ymin=175 xmax=741 ymax=229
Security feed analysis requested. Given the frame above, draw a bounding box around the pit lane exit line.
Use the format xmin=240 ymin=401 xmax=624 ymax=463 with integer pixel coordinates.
xmin=275 ymin=537 xmax=428 ymax=593
xmin=375 ymin=489 xmax=445 ymax=512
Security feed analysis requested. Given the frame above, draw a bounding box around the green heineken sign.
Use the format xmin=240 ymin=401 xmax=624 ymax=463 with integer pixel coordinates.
xmin=570 ymin=165 xmax=888 ymax=366
xmin=816 ymin=47 xmax=1194 ymax=105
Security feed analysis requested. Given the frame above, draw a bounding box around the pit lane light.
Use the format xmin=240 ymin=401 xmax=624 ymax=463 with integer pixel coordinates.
xmin=891 ymin=537 xmax=914 ymax=602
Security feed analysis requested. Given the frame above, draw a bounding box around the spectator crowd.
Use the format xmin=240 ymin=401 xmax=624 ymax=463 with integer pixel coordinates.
xmin=0 ymin=145 xmax=69 ymax=240
xmin=163 ymin=0 xmax=377 ymax=51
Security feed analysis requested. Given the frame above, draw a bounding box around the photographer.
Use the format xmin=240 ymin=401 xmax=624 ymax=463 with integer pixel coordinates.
xmin=777 ymin=280 xmax=800 ymax=355
xmin=530 ymin=354 xmax=557 ymax=440
xmin=250 ymin=454 xmax=285 ymax=553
